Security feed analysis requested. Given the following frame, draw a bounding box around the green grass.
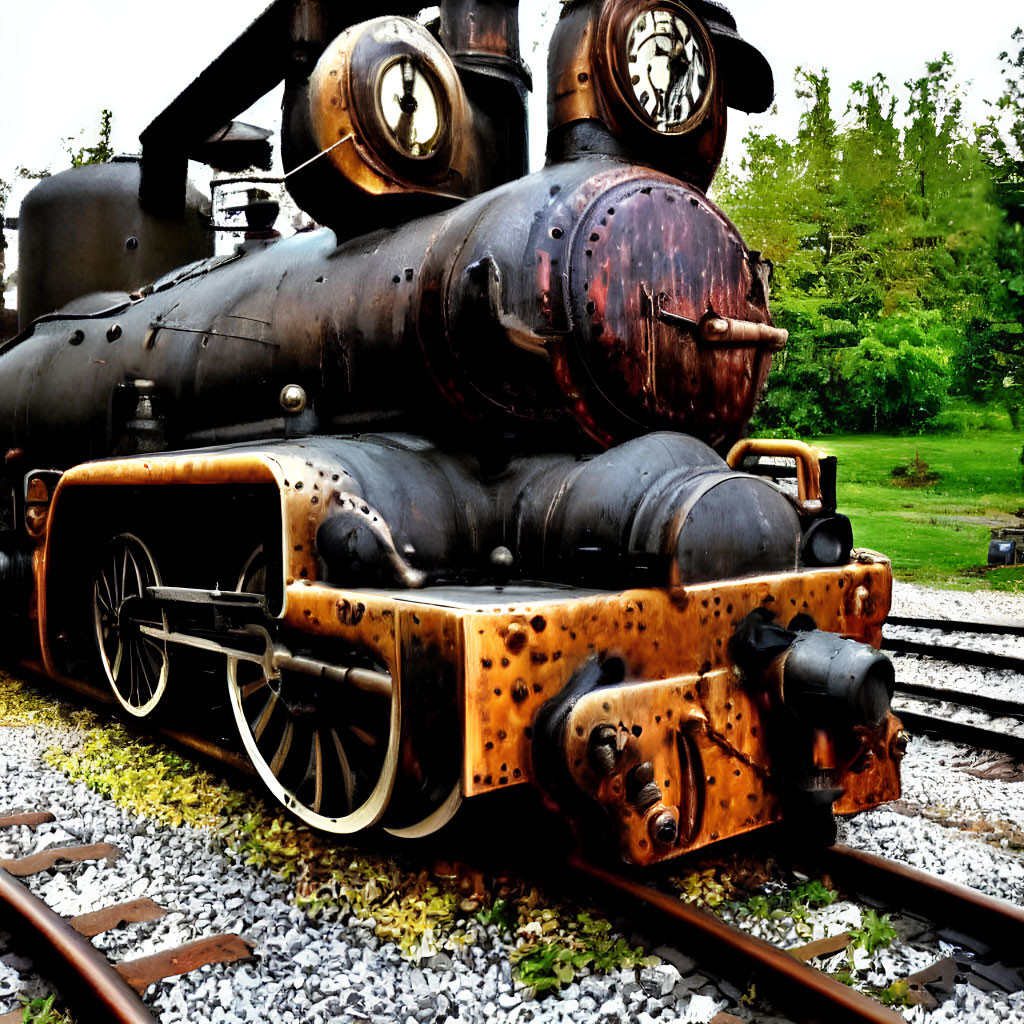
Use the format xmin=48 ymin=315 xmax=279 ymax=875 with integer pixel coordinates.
xmin=808 ymin=428 xmax=1024 ymax=589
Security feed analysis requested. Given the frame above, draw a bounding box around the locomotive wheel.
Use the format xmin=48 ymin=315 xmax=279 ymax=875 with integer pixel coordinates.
xmin=226 ymin=547 xmax=400 ymax=833
xmin=384 ymin=779 xmax=463 ymax=839
xmin=92 ymin=532 xmax=170 ymax=718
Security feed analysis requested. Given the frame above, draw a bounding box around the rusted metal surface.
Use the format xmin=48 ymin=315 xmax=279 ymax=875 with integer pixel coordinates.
xmin=1 ymin=0 xmax=900 ymax=864
xmin=726 ymin=439 xmax=824 ymax=505
xmin=0 ymin=843 xmax=122 ymax=877
xmin=0 ymin=811 xmax=55 ymax=829
xmin=560 ymin=174 xmax=778 ymax=448
xmin=3 ymin=158 xmax=781 ymax=466
xmin=569 ymin=855 xmax=904 ymax=1024
xmin=460 ymin=564 xmax=891 ymax=796
xmin=70 ymin=899 xmax=166 ymax=938
xmin=114 ymin=934 xmax=255 ymax=994
xmin=276 ymin=558 xmax=897 ymax=864
xmin=0 ymin=866 xmax=159 ymax=1024
xmin=305 ymin=18 xmax=479 ymax=202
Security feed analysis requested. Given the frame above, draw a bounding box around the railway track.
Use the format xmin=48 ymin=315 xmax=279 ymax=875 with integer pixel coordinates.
xmin=567 ymin=840 xmax=1024 ymax=1024
xmin=0 ymin=809 xmax=253 ymax=1023
xmin=882 ymin=615 xmax=1024 ymax=758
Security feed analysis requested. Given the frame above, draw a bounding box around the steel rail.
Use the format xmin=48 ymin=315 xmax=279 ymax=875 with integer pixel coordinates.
xmin=822 ymin=845 xmax=1024 ymax=951
xmin=567 ymin=854 xmax=903 ymax=1024
xmin=0 ymin=866 xmax=158 ymax=1024
xmin=881 ymin=638 xmax=1024 ymax=675
xmin=893 ymin=708 xmax=1024 ymax=760
xmin=886 ymin=615 xmax=1024 ymax=638
xmin=894 ymin=679 xmax=1024 ymax=720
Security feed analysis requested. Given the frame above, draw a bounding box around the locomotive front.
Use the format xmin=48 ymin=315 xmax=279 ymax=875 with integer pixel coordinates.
xmin=0 ymin=0 xmax=904 ymax=865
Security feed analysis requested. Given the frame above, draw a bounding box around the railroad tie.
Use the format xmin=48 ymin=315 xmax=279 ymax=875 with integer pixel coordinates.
xmin=0 ymin=843 xmax=123 ymax=877
xmin=0 ymin=811 xmax=56 ymax=829
xmin=70 ymin=898 xmax=167 ymax=938
xmin=114 ymin=935 xmax=255 ymax=994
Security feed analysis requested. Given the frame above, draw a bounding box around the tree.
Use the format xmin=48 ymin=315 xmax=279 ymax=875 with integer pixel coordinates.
xmin=65 ymin=108 xmax=114 ymax=168
xmin=713 ymin=53 xmax=1012 ymax=435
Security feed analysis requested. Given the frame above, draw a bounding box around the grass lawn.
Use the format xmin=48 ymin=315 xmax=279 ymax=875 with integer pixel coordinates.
xmin=807 ymin=429 xmax=1024 ymax=591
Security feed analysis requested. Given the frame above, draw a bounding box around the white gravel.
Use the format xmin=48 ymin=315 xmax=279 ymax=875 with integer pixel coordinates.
xmin=837 ymin=582 xmax=1024 ymax=1022
xmin=891 ymin=582 xmax=1024 ymax=624
xmin=0 ymin=715 xmax=729 ymax=1024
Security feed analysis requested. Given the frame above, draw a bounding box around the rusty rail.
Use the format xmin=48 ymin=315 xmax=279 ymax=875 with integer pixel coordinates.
xmin=0 ymin=866 xmax=158 ymax=1024
xmin=886 ymin=615 xmax=1024 ymax=639
xmin=567 ymin=854 xmax=903 ymax=1024
xmin=882 ymin=638 xmax=1024 ymax=676
xmin=822 ymin=845 xmax=1024 ymax=949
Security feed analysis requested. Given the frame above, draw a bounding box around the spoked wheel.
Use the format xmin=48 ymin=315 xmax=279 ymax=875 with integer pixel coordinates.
xmin=92 ymin=532 xmax=170 ymax=718
xmin=226 ymin=547 xmax=401 ymax=833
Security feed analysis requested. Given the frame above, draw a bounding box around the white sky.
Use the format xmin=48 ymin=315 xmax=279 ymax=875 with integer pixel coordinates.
xmin=1 ymin=0 xmax=1021 ymax=293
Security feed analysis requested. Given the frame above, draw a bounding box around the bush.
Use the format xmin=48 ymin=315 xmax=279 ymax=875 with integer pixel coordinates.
xmin=753 ymin=309 xmax=950 ymax=434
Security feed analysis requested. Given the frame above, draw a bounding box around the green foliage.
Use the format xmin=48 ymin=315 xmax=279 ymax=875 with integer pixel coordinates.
xmin=848 ymin=909 xmax=898 ymax=955
xmin=715 ymin=40 xmax=1024 ymax=436
xmin=671 ymin=868 xmax=735 ymax=907
xmin=510 ymin=912 xmax=653 ymax=994
xmin=19 ymin=995 xmax=72 ymax=1024
xmin=734 ymin=880 xmax=837 ymax=921
xmin=477 ymin=896 xmax=519 ymax=933
xmin=45 ymin=723 xmax=245 ymax=829
xmin=753 ymin=310 xmax=951 ymax=434
xmin=65 ymin=109 xmax=113 ymax=168
xmin=812 ymin=429 xmax=1024 ymax=585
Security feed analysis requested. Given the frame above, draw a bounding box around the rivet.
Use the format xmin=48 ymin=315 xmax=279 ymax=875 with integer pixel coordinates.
xmin=280 ymin=384 xmax=307 ymax=414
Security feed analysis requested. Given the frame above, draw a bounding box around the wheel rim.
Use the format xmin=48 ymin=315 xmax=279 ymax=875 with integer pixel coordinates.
xmin=226 ymin=547 xmax=400 ymax=833
xmin=384 ymin=779 xmax=462 ymax=838
xmin=92 ymin=532 xmax=169 ymax=718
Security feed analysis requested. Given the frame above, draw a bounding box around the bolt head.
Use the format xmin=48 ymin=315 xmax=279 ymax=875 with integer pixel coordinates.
xmin=649 ymin=808 xmax=679 ymax=847
xmin=280 ymin=384 xmax=307 ymax=414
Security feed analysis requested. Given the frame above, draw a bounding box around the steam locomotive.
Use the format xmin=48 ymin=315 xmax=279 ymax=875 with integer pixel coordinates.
xmin=0 ymin=0 xmax=903 ymax=864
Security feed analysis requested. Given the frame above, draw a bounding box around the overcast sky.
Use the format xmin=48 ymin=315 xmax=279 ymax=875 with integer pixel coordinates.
xmin=2 ymin=0 xmax=1020 ymax=269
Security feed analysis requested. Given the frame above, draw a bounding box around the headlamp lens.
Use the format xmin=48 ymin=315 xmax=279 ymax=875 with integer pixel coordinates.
xmin=379 ymin=57 xmax=443 ymax=158
xmin=624 ymin=9 xmax=710 ymax=132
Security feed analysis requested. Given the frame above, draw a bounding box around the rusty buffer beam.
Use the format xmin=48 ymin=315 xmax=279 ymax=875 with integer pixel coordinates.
xmin=0 ymin=866 xmax=158 ymax=1024
xmin=566 ymin=854 xmax=903 ymax=1024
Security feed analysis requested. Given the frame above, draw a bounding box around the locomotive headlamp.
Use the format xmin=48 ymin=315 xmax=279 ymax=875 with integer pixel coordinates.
xmin=305 ymin=17 xmax=471 ymax=196
xmin=619 ymin=5 xmax=714 ymax=134
xmin=546 ymin=0 xmax=724 ymax=188
xmin=378 ymin=57 xmax=444 ymax=160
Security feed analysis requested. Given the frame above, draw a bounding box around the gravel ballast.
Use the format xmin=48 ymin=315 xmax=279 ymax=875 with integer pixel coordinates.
xmin=0 ymin=704 xmax=733 ymax=1024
